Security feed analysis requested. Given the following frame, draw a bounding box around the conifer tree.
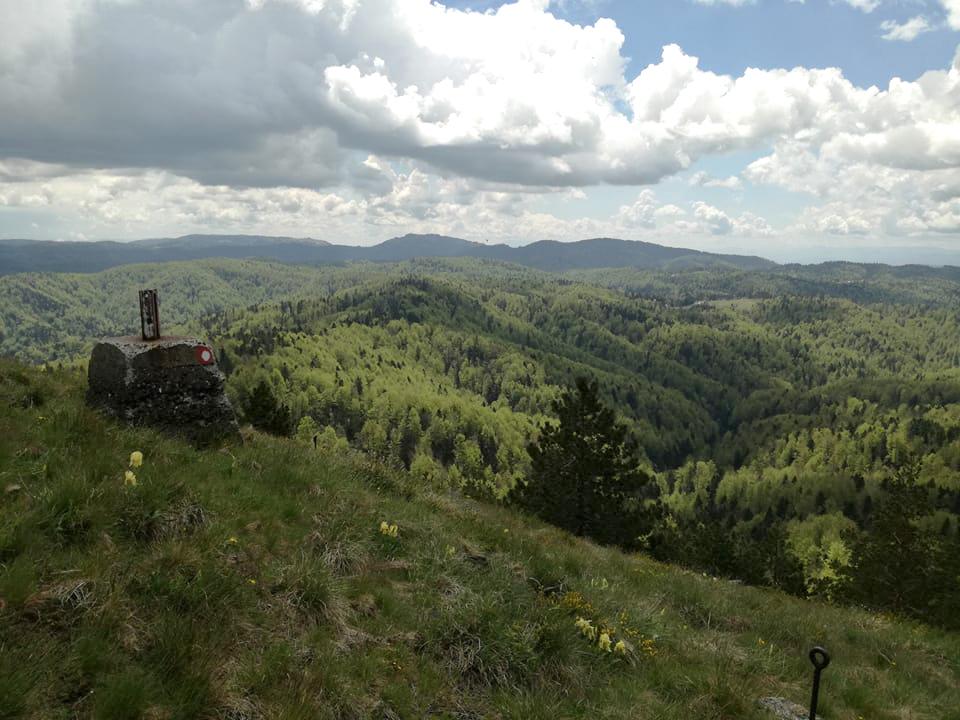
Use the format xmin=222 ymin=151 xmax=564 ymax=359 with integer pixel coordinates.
xmin=514 ymin=377 xmax=658 ymax=548
xmin=840 ymin=461 xmax=960 ymax=628
xmin=245 ymin=379 xmax=292 ymax=437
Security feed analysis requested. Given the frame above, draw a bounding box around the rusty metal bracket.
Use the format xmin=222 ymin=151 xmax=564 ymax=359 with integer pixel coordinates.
xmin=139 ymin=289 xmax=161 ymax=341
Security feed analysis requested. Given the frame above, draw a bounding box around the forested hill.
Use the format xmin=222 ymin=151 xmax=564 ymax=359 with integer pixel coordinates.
xmin=203 ymin=263 xmax=960 ymax=614
xmin=0 ymin=259 xmax=368 ymax=363
xmin=4 ymin=256 xmax=960 ymax=365
xmin=3 ymin=360 xmax=958 ymax=718
xmin=0 ymin=233 xmax=774 ymax=275
xmin=0 ymin=235 xmax=330 ymax=275
xmin=3 ymin=256 xmax=960 ymax=636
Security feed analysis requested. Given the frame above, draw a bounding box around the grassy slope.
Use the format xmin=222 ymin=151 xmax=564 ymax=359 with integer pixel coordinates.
xmin=1 ymin=361 xmax=958 ymax=720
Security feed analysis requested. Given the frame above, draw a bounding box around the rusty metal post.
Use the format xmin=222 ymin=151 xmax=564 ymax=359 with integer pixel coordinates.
xmin=808 ymin=646 xmax=830 ymax=720
xmin=139 ymin=289 xmax=161 ymax=341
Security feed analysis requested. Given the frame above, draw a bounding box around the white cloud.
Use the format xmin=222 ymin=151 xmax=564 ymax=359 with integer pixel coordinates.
xmin=746 ymin=140 xmax=960 ymax=237
xmin=6 ymin=0 xmax=955 ymax=193
xmin=690 ymin=0 xmax=756 ymax=6
xmin=941 ymin=0 xmax=960 ymax=29
xmin=880 ymin=15 xmax=932 ymax=42
xmin=743 ymin=0 xmax=880 ymax=10
xmin=841 ymin=0 xmax=880 ymax=12
xmin=689 ymin=171 xmax=743 ymax=190
xmin=1 ymin=160 xmax=781 ymax=247
xmin=1 ymin=0 xmax=960 ymax=245
xmin=693 ymin=201 xmax=734 ymax=234
xmin=617 ymin=190 xmax=662 ymax=228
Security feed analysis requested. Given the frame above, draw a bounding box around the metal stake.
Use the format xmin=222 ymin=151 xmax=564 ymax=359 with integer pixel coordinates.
xmin=808 ymin=646 xmax=830 ymax=720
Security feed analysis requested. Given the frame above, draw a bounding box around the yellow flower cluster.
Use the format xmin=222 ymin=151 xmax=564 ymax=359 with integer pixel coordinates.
xmin=598 ymin=632 xmax=612 ymax=652
xmin=559 ymin=591 xmax=596 ymax=615
xmin=123 ymin=450 xmax=144 ymax=486
xmin=576 ymin=617 xmax=630 ymax=655
xmin=574 ymin=616 xmax=597 ymax=641
xmin=379 ymin=521 xmax=399 ymax=538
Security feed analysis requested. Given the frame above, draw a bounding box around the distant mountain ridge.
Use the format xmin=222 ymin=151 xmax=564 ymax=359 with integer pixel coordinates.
xmin=0 ymin=233 xmax=775 ymax=275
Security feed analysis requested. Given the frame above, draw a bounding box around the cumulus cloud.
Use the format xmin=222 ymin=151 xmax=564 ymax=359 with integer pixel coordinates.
xmin=3 ymin=0 xmax=957 ymax=193
xmin=941 ymin=0 xmax=960 ymax=29
xmin=0 ymin=159 xmax=778 ymax=246
xmin=689 ymin=171 xmax=743 ymax=190
xmin=2 ymin=0 xmax=960 ymax=244
xmin=841 ymin=0 xmax=880 ymax=12
xmin=880 ymin=16 xmax=932 ymax=42
xmin=779 ymin=0 xmax=880 ymax=10
xmin=690 ymin=0 xmax=756 ymax=6
xmin=746 ymin=140 xmax=960 ymax=237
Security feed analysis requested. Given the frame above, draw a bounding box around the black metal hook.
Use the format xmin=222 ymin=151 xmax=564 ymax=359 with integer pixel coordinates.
xmin=808 ymin=646 xmax=830 ymax=720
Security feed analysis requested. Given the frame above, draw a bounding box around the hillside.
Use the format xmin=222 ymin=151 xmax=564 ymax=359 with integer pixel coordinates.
xmin=570 ymin=262 xmax=960 ymax=307
xmin=0 ymin=259 xmax=384 ymax=363
xmin=0 ymin=236 xmax=331 ymax=275
xmin=0 ymin=233 xmax=775 ymax=276
xmin=202 ymin=263 xmax=960 ymax=616
xmin=4 ymin=257 xmax=960 ymax=625
xmin=5 ymin=255 xmax=960 ymax=366
xmin=1 ymin=360 xmax=958 ymax=719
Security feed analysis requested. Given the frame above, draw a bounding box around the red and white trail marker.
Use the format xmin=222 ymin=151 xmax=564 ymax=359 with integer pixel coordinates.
xmin=196 ymin=346 xmax=215 ymax=366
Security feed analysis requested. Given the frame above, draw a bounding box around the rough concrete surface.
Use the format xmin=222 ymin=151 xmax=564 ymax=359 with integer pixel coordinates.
xmin=87 ymin=336 xmax=239 ymax=446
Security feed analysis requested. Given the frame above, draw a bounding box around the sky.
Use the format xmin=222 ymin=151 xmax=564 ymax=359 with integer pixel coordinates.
xmin=1 ymin=0 xmax=960 ymax=260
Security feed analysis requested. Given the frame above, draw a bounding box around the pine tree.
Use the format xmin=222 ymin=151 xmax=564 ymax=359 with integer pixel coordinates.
xmin=840 ymin=461 xmax=959 ymax=627
xmin=244 ymin=380 xmax=292 ymax=437
xmin=218 ymin=348 xmax=235 ymax=376
xmin=513 ymin=377 xmax=658 ymax=548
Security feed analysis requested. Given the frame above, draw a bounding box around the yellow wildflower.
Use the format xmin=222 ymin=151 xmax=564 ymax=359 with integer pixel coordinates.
xmin=574 ymin=617 xmax=596 ymax=641
xmin=380 ymin=521 xmax=399 ymax=538
xmin=227 ymin=536 xmax=239 ymax=545
xmin=598 ymin=632 xmax=612 ymax=652
xmin=380 ymin=521 xmax=390 ymax=534
xmin=248 ymin=578 xmax=257 ymax=585
xmin=129 ymin=451 xmax=143 ymax=468
xmin=124 ymin=470 xmax=138 ymax=487
xmin=614 ymin=640 xmax=627 ymax=655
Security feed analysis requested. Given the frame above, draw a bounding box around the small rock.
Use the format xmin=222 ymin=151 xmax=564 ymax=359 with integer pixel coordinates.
xmin=351 ymin=594 xmax=378 ymax=617
xmin=4 ymin=484 xmax=22 ymax=494
xmin=758 ymin=696 xmax=816 ymax=720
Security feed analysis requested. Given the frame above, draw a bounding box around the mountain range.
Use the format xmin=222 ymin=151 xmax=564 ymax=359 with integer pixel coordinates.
xmin=0 ymin=233 xmax=775 ymax=275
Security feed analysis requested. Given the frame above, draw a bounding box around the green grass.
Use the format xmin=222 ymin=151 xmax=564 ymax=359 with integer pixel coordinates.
xmin=0 ymin=359 xmax=958 ymax=719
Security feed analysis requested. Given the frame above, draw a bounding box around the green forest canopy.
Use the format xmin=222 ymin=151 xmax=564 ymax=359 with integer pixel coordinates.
xmin=3 ymin=256 xmax=960 ymax=621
